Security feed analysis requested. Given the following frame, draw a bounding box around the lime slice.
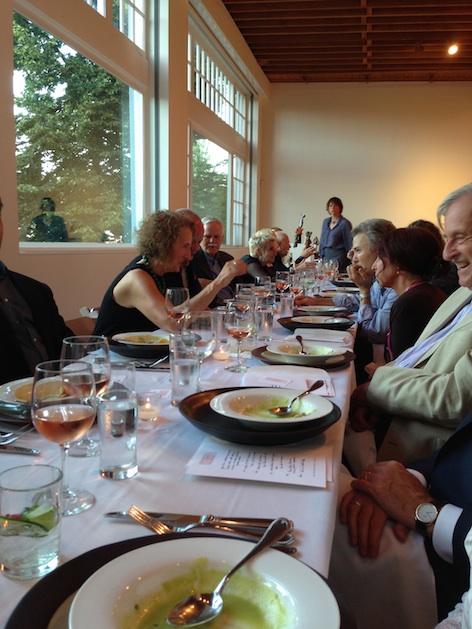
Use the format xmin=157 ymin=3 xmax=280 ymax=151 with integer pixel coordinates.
xmin=21 ymin=504 xmax=59 ymax=532
xmin=0 ymin=515 xmax=48 ymax=537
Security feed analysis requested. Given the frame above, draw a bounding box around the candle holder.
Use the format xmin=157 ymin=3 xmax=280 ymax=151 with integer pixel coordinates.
xmin=137 ymin=390 xmax=162 ymax=422
xmin=213 ymin=340 xmax=230 ymax=361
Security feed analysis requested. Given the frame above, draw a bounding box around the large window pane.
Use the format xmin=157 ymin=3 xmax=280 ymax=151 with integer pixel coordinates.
xmin=14 ymin=13 xmax=143 ymax=244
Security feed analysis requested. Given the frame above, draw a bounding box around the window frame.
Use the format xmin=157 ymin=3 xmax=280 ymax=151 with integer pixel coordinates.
xmin=187 ymin=8 xmax=255 ymax=247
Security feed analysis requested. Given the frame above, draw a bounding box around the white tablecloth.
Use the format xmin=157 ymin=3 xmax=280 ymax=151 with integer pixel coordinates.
xmin=0 ymin=322 xmax=355 ymax=627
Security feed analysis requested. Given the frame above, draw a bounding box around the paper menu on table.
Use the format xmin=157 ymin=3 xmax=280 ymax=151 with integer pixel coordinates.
xmin=186 ymin=436 xmax=333 ymax=488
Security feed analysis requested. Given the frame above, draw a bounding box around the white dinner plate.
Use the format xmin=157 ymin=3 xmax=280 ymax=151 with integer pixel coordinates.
xmin=69 ymin=537 xmax=340 ymax=629
xmin=0 ymin=377 xmax=33 ymax=404
xmin=291 ymin=315 xmax=352 ymax=325
xmin=111 ymin=331 xmax=169 ymax=346
xmin=267 ymin=342 xmax=345 ymax=358
xmin=298 ymin=305 xmax=348 ymax=314
xmin=210 ymin=387 xmax=333 ymax=429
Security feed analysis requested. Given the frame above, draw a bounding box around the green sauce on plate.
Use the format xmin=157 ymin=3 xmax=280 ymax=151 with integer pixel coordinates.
xmin=121 ymin=558 xmax=293 ymax=629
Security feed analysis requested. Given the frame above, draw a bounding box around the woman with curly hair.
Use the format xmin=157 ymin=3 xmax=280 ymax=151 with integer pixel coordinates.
xmin=94 ymin=211 xmax=241 ymax=336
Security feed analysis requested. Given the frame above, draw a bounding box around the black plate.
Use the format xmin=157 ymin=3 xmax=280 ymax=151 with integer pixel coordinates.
xmin=332 ymin=279 xmax=357 ymax=288
xmin=179 ymin=387 xmax=341 ymax=445
xmin=277 ymin=316 xmax=354 ymax=332
xmin=108 ymin=337 xmax=169 ymax=359
xmin=252 ymin=345 xmax=355 ymax=370
xmin=6 ymin=533 xmax=356 ymax=629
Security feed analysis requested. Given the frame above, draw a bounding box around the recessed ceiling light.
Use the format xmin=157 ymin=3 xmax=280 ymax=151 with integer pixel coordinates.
xmin=448 ymin=44 xmax=459 ymax=55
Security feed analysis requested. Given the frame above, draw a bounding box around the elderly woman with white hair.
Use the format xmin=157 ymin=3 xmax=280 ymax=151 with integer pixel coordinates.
xmin=240 ymin=228 xmax=279 ymax=282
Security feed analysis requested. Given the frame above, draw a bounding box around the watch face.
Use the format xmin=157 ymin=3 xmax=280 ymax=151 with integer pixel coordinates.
xmin=417 ymin=503 xmax=438 ymax=525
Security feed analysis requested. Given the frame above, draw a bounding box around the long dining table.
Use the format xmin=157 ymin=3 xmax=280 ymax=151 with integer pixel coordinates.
xmin=0 ymin=317 xmax=356 ymax=628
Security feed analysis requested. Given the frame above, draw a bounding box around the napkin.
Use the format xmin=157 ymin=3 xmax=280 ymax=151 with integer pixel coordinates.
xmin=287 ymin=328 xmax=353 ymax=346
xmin=241 ymin=365 xmax=335 ymax=397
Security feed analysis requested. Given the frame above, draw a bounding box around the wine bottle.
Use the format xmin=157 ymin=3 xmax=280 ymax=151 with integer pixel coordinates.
xmin=294 ymin=213 xmax=305 ymax=246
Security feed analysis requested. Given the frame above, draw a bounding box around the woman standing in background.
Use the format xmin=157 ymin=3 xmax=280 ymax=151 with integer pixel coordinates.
xmin=319 ymin=196 xmax=352 ymax=272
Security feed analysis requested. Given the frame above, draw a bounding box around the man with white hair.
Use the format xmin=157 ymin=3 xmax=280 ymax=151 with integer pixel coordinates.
xmin=192 ymin=216 xmax=238 ymax=307
xmin=329 ymin=182 xmax=472 ymax=629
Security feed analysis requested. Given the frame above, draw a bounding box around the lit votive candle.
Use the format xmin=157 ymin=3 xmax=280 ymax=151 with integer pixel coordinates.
xmin=137 ymin=391 xmax=161 ymax=422
xmin=213 ymin=344 xmax=229 ymax=361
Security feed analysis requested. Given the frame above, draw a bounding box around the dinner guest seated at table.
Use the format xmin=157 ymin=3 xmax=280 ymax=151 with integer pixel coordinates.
xmin=330 ymin=408 xmax=472 ymax=629
xmin=93 ymin=211 xmax=246 ymax=337
xmin=409 ymin=219 xmax=460 ymax=296
xmin=369 ymin=226 xmax=448 ymax=364
xmin=240 ymin=228 xmax=279 ymax=282
xmin=273 ymin=228 xmax=318 ymax=272
xmin=163 ymin=209 xmax=246 ymax=303
xmin=346 ymin=182 xmax=472 ymax=470
xmin=296 ymin=218 xmax=397 ymax=383
xmin=192 ymin=216 xmax=239 ymax=307
xmin=0 ymin=196 xmax=72 ymax=385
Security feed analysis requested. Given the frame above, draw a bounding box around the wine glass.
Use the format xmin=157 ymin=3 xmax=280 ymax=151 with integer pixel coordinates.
xmin=275 ymin=271 xmax=291 ymax=294
xmin=290 ymin=274 xmax=305 ymax=298
xmin=224 ymin=299 xmax=254 ymax=373
xmin=61 ymin=335 xmax=111 ymax=457
xmin=182 ymin=312 xmax=216 ymax=390
xmin=32 ymin=359 xmax=97 ymax=516
xmin=165 ymin=288 xmax=190 ymax=329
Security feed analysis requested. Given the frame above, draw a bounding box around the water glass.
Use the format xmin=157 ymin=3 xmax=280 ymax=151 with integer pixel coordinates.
xmin=109 ymin=362 xmax=136 ymax=392
xmin=0 ymin=464 xmax=62 ymax=580
xmin=170 ymin=344 xmax=199 ymax=406
xmin=279 ymin=294 xmax=294 ymax=318
xmin=98 ymin=388 xmax=138 ymax=480
xmin=256 ymin=306 xmax=274 ymax=342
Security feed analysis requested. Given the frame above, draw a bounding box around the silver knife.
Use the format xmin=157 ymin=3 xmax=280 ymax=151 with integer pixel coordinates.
xmin=105 ymin=511 xmax=293 ymax=531
xmin=0 ymin=444 xmax=41 ymax=456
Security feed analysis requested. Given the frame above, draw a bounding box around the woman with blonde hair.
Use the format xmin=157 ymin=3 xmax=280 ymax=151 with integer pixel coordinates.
xmin=240 ymin=228 xmax=279 ymax=282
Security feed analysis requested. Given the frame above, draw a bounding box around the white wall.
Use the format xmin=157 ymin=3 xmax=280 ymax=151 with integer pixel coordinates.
xmin=260 ymin=81 xmax=472 ymax=244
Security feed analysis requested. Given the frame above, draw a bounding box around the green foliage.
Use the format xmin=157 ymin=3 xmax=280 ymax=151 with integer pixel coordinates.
xmin=192 ymin=133 xmax=228 ymax=224
xmin=14 ymin=13 xmax=129 ymax=242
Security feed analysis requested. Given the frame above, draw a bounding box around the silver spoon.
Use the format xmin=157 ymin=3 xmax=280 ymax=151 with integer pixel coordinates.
xmin=166 ymin=518 xmax=291 ymax=627
xmin=268 ymin=379 xmax=324 ymax=416
xmin=295 ymin=334 xmax=307 ymax=354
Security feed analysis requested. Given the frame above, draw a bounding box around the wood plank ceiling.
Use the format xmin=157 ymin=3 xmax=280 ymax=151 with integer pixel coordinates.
xmin=220 ymin=0 xmax=472 ymax=82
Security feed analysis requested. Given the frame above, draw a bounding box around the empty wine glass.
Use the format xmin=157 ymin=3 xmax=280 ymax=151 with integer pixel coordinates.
xmin=165 ymin=287 xmax=190 ymax=329
xmin=182 ymin=311 xmax=216 ymax=390
xmin=224 ymin=300 xmax=254 ymax=373
xmin=61 ymin=335 xmax=110 ymax=457
xmin=32 ymin=359 xmax=97 ymax=516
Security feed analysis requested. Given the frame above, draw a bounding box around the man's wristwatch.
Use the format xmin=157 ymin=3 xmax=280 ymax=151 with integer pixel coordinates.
xmin=359 ymin=292 xmax=370 ymax=300
xmin=415 ymin=502 xmax=440 ymax=536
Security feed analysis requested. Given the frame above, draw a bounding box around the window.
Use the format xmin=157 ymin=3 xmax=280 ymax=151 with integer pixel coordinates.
xmin=14 ymin=12 xmax=144 ymax=245
xmin=84 ymin=0 xmax=145 ymax=50
xmin=187 ymin=12 xmax=254 ymax=247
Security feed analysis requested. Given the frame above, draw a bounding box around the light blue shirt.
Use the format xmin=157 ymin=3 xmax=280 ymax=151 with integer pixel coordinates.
xmin=333 ymin=282 xmax=398 ymax=344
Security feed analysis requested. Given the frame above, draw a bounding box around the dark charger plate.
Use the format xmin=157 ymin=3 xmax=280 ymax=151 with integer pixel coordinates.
xmin=108 ymin=337 xmax=169 ymax=359
xmin=179 ymin=387 xmax=341 ymax=445
xmin=278 ymin=316 xmax=354 ymax=332
xmin=6 ymin=533 xmax=356 ymax=629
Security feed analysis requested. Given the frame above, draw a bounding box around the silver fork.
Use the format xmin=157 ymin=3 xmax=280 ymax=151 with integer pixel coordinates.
xmin=128 ymin=505 xmax=297 ymax=554
xmin=0 ymin=424 xmax=35 ymax=445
